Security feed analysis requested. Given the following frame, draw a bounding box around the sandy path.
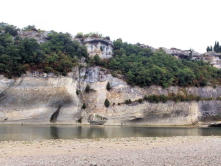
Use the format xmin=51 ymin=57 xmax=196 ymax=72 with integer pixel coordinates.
xmin=0 ymin=136 xmax=221 ymax=166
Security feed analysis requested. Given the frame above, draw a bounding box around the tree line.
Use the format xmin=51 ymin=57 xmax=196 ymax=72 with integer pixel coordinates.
xmin=1 ymin=23 xmax=221 ymax=88
xmin=0 ymin=23 xmax=87 ymax=77
xmin=92 ymin=39 xmax=221 ymax=87
xmin=207 ymin=41 xmax=221 ymax=53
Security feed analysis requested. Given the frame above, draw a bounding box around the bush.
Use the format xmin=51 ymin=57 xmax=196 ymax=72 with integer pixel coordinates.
xmin=76 ymin=89 xmax=81 ymax=95
xmin=93 ymin=55 xmax=103 ymax=66
xmin=85 ymin=84 xmax=91 ymax=93
xmin=106 ymin=82 xmax=111 ymax=91
xmin=104 ymin=99 xmax=110 ymax=108
xmin=142 ymin=94 xmax=202 ymax=103
xmin=81 ymin=103 xmax=86 ymax=109
xmin=125 ymin=99 xmax=132 ymax=104
xmin=138 ymin=98 xmax=143 ymax=103
xmin=23 ymin=25 xmax=37 ymax=31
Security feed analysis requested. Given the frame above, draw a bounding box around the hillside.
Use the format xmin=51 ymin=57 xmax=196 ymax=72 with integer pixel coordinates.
xmin=0 ymin=23 xmax=221 ymax=88
xmin=1 ymin=23 xmax=221 ymax=125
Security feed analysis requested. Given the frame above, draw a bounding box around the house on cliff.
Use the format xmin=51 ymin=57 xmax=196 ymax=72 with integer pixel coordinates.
xmin=75 ymin=35 xmax=113 ymax=59
xmin=161 ymin=47 xmax=201 ymax=60
xmin=202 ymin=51 xmax=221 ymax=69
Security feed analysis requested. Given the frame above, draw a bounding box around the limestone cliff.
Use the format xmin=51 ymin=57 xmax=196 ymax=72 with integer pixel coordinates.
xmin=0 ymin=67 xmax=221 ymax=126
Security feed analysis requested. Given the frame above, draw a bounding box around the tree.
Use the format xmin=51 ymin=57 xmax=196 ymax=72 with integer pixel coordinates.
xmin=104 ymin=99 xmax=110 ymax=108
xmin=214 ymin=41 xmax=220 ymax=53
xmin=23 ymin=25 xmax=37 ymax=31
xmin=177 ymin=68 xmax=195 ymax=86
xmin=106 ymin=39 xmax=221 ymax=87
xmin=207 ymin=46 xmax=212 ymax=52
xmin=0 ymin=24 xmax=89 ymax=78
xmin=75 ymin=32 xmax=84 ymax=38
xmin=93 ymin=55 xmax=102 ymax=65
xmin=18 ymin=38 xmax=42 ymax=64
xmin=41 ymin=31 xmax=88 ymax=58
xmin=4 ymin=25 xmax=18 ymax=36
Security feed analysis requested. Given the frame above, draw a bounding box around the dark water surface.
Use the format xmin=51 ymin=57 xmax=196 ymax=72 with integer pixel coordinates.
xmin=0 ymin=125 xmax=221 ymax=141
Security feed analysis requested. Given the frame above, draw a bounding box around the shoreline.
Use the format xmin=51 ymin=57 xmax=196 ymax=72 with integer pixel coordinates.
xmin=0 ymin=121 xmax=215 ymax=128
xmin=0 ymin=136 xmax=221 ymax=166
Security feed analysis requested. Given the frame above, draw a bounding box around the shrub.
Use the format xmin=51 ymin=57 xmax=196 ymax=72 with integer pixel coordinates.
xmin=77 ymin=117 xmax=82 ymax=123
xmin=93 ymin=55 xmax=103 ymax=66
xmin=85 ymin=85 xmax=91 ymax=93
xmin=143 ymin=94 xmax=203 ymax=103
xmin=76 ymin=89 xmax=81 ymax=95
xmin=143 ymin=95 xmax=148 ymax=101
xmin=23 ymin=25 xmax=37 ymax=31
xmin=81 ymin=103 xmax=86 ymax=109
xmin=106 ymin=82 xmax=111 ymax=91
xmin=125 ymin=99 xmax=132 ymax=104
xmin=104 ymin=99 xmax=110 ymax=108
xmin=138 ymin=98 xmax=143 ymax=103
xmin=216 ymin=97 xmax=221 ymax=100
xmin=145 ymin=95 xmax=161 ymax=103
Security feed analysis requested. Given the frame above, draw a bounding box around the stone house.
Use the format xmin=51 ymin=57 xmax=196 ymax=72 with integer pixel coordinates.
xmin=75 ymin=37 xmax=113 ymax=59
xmin=202 ymin=51 xmax=221 ymax=69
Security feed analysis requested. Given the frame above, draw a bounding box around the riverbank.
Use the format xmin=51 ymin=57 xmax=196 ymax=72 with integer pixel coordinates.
xmin=0 ymin=121 xmax=219 ymax=127
xmin=0 ymin=136 xmax=220 ymax=166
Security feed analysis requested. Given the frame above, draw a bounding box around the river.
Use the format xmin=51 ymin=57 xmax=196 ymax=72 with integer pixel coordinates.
xmin=0 ymin=125 xmax=221 ymax=141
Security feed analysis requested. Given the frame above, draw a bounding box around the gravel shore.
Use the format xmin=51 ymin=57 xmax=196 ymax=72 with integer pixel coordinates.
xmin=0 ymin=136 xmax=220 ymax=166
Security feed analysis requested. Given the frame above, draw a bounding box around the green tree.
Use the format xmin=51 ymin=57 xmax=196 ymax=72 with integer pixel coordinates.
xmin=206 ymin=46 xmax=212 ymax=52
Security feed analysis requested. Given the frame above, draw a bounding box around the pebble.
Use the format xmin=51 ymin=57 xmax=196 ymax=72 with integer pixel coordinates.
xmin=0 ymin=136 xmax=221 ymax=166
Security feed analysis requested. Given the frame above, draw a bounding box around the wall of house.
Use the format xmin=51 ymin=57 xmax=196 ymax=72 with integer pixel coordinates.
xmin=85 ymin=41 xmax=113 ymax=59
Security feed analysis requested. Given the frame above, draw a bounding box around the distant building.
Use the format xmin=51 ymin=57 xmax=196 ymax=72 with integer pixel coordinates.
xmin=202 ymin=51 xmax=221 ymax=69
xmin=161 ymin=47 xmax=201 ymax=59
xmin=75 ymin=37 xmax=113 ymax=59
xmin=136 ymin=43 xmax=156 ymax=52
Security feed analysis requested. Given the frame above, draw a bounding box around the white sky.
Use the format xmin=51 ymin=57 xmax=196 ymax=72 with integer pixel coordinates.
xmin=0 ymin=0 xmax=220 ymax=53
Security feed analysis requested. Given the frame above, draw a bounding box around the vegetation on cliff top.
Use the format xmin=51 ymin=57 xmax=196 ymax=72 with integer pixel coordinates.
xmin=0 ymin=23 xmax=221 ymax=88
xmin=0 ymin=23 xmax=87 ymax=77
xmin=102 ymin=39 xmax=221 ymax=87
xmin=207 ymin=41 xmax=221 ymax=53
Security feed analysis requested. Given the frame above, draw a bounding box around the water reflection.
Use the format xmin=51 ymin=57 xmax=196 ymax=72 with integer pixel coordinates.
xmin=0 ymin=125 xmax=220 ymax=141
xmin=50 ymin=126 xmax=59 ymax=139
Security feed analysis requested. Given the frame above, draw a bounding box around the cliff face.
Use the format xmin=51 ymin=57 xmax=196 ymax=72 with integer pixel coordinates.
xmin=0 ymin=67 xmax=221 ymax=126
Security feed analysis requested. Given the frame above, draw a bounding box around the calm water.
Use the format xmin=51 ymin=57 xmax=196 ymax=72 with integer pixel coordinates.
xmin=0 ymin=125 xmax=221 ymax=141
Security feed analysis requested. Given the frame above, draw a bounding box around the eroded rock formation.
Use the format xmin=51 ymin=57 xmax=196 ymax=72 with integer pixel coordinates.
xmin=0 ymin=67 xmax=221 ymax=126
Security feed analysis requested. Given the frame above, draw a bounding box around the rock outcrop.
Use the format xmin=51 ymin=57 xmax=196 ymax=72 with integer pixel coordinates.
xmin=75 ymin=37 xmax=113 ymax=59
xmin=0 ymin=67 xmax=221 ymax=126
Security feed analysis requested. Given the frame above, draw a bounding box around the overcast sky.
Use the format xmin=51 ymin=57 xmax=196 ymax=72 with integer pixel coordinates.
xmin=0 ymin=0 xmax=220 ymax=53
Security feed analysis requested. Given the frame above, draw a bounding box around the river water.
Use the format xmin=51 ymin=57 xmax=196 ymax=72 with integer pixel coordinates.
xmin=0 ymin=125 xmax=220 ymax=141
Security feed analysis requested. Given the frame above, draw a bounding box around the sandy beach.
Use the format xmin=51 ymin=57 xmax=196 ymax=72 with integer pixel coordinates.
xmin=0 ymin=136 xmax=220 ymax=166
